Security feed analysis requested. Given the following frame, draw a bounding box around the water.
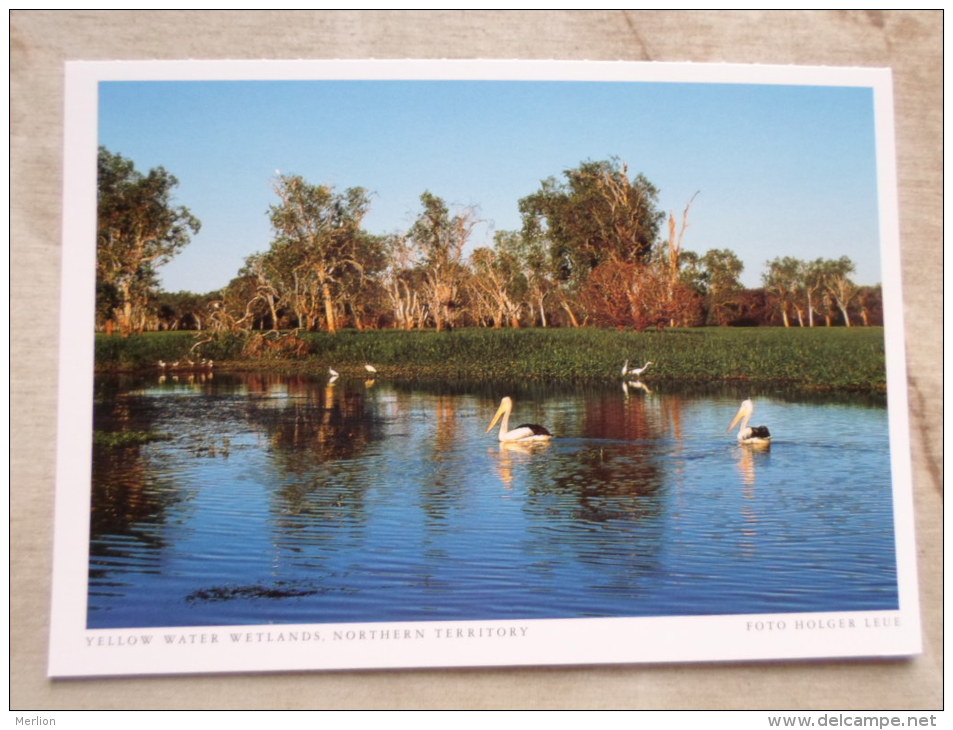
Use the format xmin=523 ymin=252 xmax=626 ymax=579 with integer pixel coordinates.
xmin=88 ymin=372 xmax=898 ymax=629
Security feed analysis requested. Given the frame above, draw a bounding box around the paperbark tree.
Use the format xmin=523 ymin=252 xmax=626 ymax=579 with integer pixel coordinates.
xmin=763 ymin=257 xmax=804 ymax=327
xmin=268 ymin=174 xmax=371 ymax=333
xmin=408 ymin=192 xmax=473 ymax=332
xmin=820 ymin=256 xmax=858 ymax=326
xmin=518 ymin=158 xmax=664 ymax=326
xmin=701 ymin=248 xmax=745 ymax=326
xmin=96 ymin=147 xmax=200 ymax=335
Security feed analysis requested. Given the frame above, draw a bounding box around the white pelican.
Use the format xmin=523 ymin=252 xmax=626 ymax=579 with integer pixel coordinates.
xmin=157 ymin=360 xmax=167 ymax=369
xmin=727 ymin=399 xmax=772 ymax=445
xmin=623 ymin=360 xmax=653 ymax=378
xmin=364 ymin=364 xmax=377 ymax=374
xmin=328 ymin=367 xmax=339 ymax=378
xmin=486 ymin=397 xmax=552 ymax=442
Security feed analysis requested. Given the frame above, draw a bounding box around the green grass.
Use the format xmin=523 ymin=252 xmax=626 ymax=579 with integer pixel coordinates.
xmin=94 ymin=326 xmax=887 ymax=392
xmin=93 ymin=430 xmax=172 ymax=448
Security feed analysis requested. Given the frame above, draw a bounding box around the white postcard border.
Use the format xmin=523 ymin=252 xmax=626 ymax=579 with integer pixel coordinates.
xmin=49 ymin=58 xmax=921 ymax=678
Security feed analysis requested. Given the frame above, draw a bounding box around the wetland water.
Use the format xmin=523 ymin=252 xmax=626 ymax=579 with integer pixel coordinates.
xmin=89 ymin=371 xmax=898 ymax=629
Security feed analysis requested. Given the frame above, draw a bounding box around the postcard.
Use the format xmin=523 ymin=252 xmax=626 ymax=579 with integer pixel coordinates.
xmin=49 ymin=59 xmax=920 ymax=677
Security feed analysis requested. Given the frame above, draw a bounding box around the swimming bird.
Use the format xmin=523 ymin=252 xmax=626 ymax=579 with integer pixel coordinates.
xmin=328 ymin=367 xmax=339 ymax=378
xmin=486 ymin=397 xmax=553 ymax=442
xmin=364 ymin=364 xmax=377 ymax=374
xmin=726 ymin=399 xmax=772 ymax=445
xmin=623 ymin=360 xmax=653 ymax=378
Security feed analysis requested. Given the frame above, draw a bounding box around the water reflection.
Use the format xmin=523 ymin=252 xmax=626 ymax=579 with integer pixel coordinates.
xmin=88 ymin=371 xmax=899 ymax=628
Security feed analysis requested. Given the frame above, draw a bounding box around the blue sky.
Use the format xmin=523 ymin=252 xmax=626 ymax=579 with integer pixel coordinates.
xmin=98 ymin=77 xmax=883 ymax=293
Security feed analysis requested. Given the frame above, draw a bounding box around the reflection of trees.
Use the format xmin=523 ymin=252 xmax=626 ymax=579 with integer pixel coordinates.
xmin=418 ymin=395 xmax=465 ymax=524
xmin=231 ymin=375 xmax=387 ymax=560
xmin=89 ymin=445 xmax=183 ymax=546
xmin=526 ymin=445 xmax=664 ymax=525
xmin=244 ymin=375 xmax=381 ymax=464
xmin=505 ymin=390 xmax=701 ymax=594
xmin=90 ymin=378 xmax=180 ymax=545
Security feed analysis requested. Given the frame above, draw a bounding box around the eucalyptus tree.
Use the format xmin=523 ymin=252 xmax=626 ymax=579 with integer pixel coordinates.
xmin=96 ymin=147 xmax=201 ymax=335
xmin=268 ymin=174 xmax=371 ymax=333
xmin=241 ymin=252 xmax=284 ymax=331
xmin=408 ymin=191 xmax=474 ymax=332
xmin=819 ymin=256 xmax=858 ymax=326
xmin=469 ymin=243 xmax=525 ymax=328
xmin=855 ymin=285 xmax=883 ymax=326
xmin=700 ymin=248 xmax=745 ymax=326
xmin=763 ymin=256 xmax=806 ymax=327
xmin=518 ymin=158 xmax=664 ymax=326
xmin=338 ymin=231 xmax=390 ymax=330
xmin=381 ymin=234 xmax=424 ymax=330
xmin=801 ymin=258 xmax=828 ymax=328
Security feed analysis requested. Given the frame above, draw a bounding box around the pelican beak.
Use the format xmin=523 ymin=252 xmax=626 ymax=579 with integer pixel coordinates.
xmin=486 ymin=402 xmax=506 ymax=433
xmin=727 ymin=402 xmax=750 ymax=432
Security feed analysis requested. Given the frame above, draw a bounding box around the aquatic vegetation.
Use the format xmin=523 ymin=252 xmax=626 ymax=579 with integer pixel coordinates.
xmin=94 ymin=326 xmax=887 ymax=392
xmin=92 ymin=430 xmax=172 ymax=448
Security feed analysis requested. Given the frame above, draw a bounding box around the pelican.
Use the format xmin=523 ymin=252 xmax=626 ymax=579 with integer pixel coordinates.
xmin=328 ymin=367 xmax=339 ymax=378
xmin=157 ymin=360 xmax=167 ymax=369
xmin=486 ymin=397 xmax=552 ymax=442
xmin=364 ymin=364 xmax=377 ymax=374
xmin=623 ymin=360 xmax=653 ymax=378
xmin=727 ymin=399 xmax=772 ymax=445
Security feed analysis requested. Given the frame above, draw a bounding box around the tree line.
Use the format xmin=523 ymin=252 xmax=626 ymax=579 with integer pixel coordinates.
xmin=96 ymin=147 xmax=882 ymax=336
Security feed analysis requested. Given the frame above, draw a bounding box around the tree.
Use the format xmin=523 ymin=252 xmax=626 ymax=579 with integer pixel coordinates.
xmin=518 ymin=158 xmax=664 ymax=324
xmin=469 ymin=242 xmax=525 ymax=328
xmin=819 ymin=256 xmax=858 ymax=327
xmin=800 ymin=258 xmax=828 ymax=327
xmin=855 ymin=285 xmax=883 ymax=326
xmin=155 ymin=290 xmax=216 ymax=331
xmin=268 ymin=174 xmax=371 ymax=333
xmin=338 ymin=232 xmax=390 ymax=330
xmin=408 ymin=191 xmax=474 ymax=331
xmin=96 ymin=147 xmax=200 ymax=335
xmin=763 ymin=257 xmax=805 ymax=327
xmin=700 ymin=248 xmax=745 ymax=325
xmin=381 ymin=234 xmax=424 ymax=330
xmin=493 ymin=230 xmax=553 ymax=327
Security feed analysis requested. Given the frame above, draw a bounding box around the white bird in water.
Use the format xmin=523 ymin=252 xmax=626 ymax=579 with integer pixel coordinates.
xmin=623 ymin=380 xmax=652 ymax=396
xmin=623 ymin=360 xmax=653 ymax=378
xmin=364 ymin=364 xmax=377 ymax=374
xmin=727 ymin=399 xmax=772 ymax=446
xmin=486 ymin=397 xmax=553 ymax=443
xmin=328 ymin=367 xmax=339 ymax=377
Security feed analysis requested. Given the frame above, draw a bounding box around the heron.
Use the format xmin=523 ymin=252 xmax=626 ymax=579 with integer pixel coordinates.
xmin=623 ymin=360 xmax=653 ymax=378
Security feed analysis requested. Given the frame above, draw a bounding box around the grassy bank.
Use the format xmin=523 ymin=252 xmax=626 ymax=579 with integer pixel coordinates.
xmin=94 ymin=326 xmax=887 ymax=392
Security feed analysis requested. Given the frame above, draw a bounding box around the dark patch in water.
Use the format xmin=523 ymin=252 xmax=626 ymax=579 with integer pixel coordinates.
xmin=186 ymin=582 xmax=321 ymax=602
